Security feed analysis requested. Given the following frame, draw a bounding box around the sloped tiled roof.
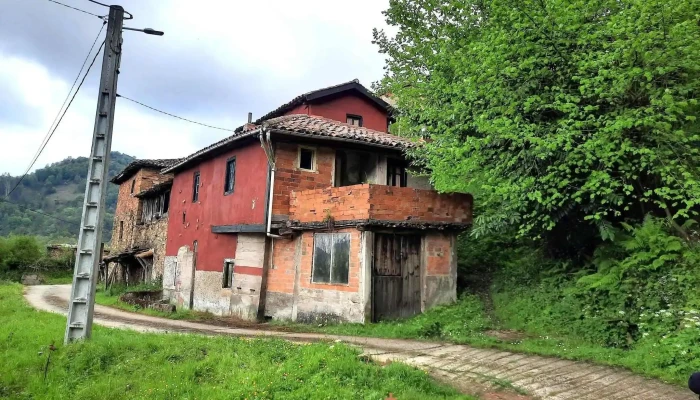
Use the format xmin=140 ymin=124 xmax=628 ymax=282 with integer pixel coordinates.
xmin=110 ymin=159 xmax=180 ymax=184
xmin=264 ymin=114 xmax=414 ymax=149
xmin=134 ymin=180 xmax=173 ymax=198
xmin=249 ymin=79 xmax=393 ymax=127
xmin=163 ymin=115 xmax=415 ymax=173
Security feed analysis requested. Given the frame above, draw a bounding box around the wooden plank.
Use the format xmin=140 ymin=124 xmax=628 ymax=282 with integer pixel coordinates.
xmin=211 ymin=224 xmax=266 ymax=233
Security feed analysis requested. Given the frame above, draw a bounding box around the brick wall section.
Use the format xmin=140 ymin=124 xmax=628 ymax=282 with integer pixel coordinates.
xmin=267 ymin=228 xmax=362 ymax=296
xmin=298 ymin=229 xmax=361 ymax=293
xmin=111 ymin=167 xmax=173 ymax=253
xmin=425 ymin=233 xmax=452 ymax=275
xmin=268 ymin=237 xmax=297 ymax=294
xmin=290 ymin=185 xmax=371 ymax=222
xmin=289 ymin=184 xmax=472 ymax=224
xmin=271 ymin=142 xmax=334 ymax=216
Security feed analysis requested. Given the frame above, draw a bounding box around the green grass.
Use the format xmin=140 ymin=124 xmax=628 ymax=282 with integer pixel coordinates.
xmin=93 ymin=287 xmax=690 ymax=386
xmin=94 ymin=286 xmax=217 ymax=322
xmin=0 ymin=281 xmax=471 ymax=399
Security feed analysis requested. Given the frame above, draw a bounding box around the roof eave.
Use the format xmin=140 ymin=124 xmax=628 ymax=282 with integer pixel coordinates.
xmin=161 ymin=129 xmax=262 ymax=174
xmin=268 ymin=128 xmax=413 ymax=151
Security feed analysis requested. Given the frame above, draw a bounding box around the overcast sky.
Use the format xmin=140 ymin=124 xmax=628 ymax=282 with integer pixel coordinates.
xmin=0 ymin=0 xmax=390 ymax=175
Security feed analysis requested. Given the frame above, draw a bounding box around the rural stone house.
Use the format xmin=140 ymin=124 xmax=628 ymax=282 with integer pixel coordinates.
xmin=106 ymin=159 xmax=178 ymax=284
xmin=108 ymin=80 xmax=472 ymax=323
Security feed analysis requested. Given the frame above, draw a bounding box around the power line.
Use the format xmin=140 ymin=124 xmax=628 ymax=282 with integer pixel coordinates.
xmin=0 ymin=198 xmax=79 ymax=226
xmin=84 ymin=0 xmax=133 ymax=19
xmin=6 ymin=39 xmax=106 ymax=198
xmin=117 ymin=94 xmax=237 ymax=132
xmin=46 ymin=0 xmax=105 ymax=19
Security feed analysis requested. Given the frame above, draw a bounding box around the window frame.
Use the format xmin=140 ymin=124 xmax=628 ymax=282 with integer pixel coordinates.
xmin=346 ymin=114 xmax=363 ymax=127
xmin=192 ymin=171 xmax=200 ymax=202
xmin=130 ymin=179 xmax=136 ymax=194
xmin=119 ymin=221 xmax=124 ymax=240
xmin=222 ymin=259 xmax=234 ymax=288
xmin=386 ymin=158 xmax=408 ymax=188
xmin=297 ymin=146 xmax=317 ymax=172
xmin=311 ymin=232 xmax=351 ymax=285
xmin=224 ymin=157 xmax=236 ymax=195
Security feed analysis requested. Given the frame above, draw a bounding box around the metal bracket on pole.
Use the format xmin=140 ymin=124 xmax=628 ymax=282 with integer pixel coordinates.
xmin=64 ymin=6 xmax=124 ymax=344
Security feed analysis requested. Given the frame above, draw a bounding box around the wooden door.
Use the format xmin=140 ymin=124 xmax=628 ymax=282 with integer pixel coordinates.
xmin=372 ymin=233 xmax=421 ymax=322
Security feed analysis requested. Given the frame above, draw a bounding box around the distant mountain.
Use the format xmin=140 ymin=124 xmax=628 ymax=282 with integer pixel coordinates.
xmin=0 ymin=152 xmax=135 ymax=242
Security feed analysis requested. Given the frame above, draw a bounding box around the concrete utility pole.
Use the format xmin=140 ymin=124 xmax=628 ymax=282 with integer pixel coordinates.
xmin=64 ymin=6 xmax=124 ymax=344
xmin=64 ymin=4 xmax=162 ymax=344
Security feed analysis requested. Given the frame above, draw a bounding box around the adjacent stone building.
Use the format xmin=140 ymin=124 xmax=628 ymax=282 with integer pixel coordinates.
xmin=106 ymin=159 xmax=178 ymax=284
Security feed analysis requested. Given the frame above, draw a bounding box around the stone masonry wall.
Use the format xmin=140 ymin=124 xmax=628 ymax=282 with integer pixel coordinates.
xmin=110 ymin=167 xmax=173 ymax=280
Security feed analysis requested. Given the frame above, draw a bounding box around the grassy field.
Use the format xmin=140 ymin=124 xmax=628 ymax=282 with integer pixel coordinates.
xmin=93 ymin=287 xmax=689 ymax=386
xmin=0 ymin=282 xmax=472 ymax=400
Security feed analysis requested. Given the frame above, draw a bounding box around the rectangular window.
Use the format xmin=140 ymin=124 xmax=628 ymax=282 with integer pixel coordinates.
xmin=387 ymin=159 xmax=407 ymax=187
xmin=346 ymin=114 xmax=363 ymax=127
xmin=130 ymin=179 xmax=136 ymax=194
xmin=192 ymin=172 xmax=200 ymax=202
xmin=162 ymin=191 xmax=170 ymax=214
xmin=312 ymin=233 xmax=350 ymax=284
xmin=224 ymin=158 xmax=236 ymax=195
xmin=222 ymin=260 xmax=234 ymax=288
xmin=298 ymin=147 xmax=316 ymax=171
xmin=119 ymin=221 xmax=124 ymax=240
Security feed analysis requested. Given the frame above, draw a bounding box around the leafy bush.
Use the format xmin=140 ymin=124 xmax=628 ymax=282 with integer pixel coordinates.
xmin=0 ymin=236 xmax=42 ymax=272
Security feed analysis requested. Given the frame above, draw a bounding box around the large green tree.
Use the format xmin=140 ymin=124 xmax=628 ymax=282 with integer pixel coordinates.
xmin=375 ymin=0 xmax=700 ymax=248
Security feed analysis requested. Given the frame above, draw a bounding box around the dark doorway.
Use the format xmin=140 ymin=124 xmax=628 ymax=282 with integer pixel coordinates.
xmin=372 ymin=233 xmax=421 ymax=322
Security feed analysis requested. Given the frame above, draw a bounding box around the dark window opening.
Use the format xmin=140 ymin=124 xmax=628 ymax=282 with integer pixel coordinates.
xmin=224 ymin=158 xmax=236 ymax=195
xmin=182 ymin=212 xmax=186 ymax=224
xmin=222 ymin=260 xmax=234 ymax=288
xmin=130 ymin=179 xmax=136 ymax=194
xmin=192 ymin=172 xmax=200 ymax=202
xmin=140 ymin=190 xmax=171 ymax=223
xmin=387 ymin=159 xmax=407 ymax=187
xmin=346 ymin=114 xmax=363 ymax=127
xmin=312 ymin=233 xmax=350 ymax=284
xmin=119 ymin=221 xmax=124 ymax=240
xmin=334 ymin=150 xmax=375 ymax=187
xmin=299 ymin=147 xmax=315 ymax=170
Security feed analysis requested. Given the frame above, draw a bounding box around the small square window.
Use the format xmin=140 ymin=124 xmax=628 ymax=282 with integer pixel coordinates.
xmin=222 ymin=260 xmax=234 ymax=288
xmin=312 ymin=233 xmax=350 ymax=285
xmin=224 ymin=158 xmax=236 ymax=195
xmin=346 ymin=114 xmax=363 ymax=127
xmin=299 ymin=147 xmax=315 ymax=171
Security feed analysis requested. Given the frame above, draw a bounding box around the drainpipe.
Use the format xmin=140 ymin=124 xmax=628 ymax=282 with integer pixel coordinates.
xmin=259 ymin=128 xmax=283 ymax=239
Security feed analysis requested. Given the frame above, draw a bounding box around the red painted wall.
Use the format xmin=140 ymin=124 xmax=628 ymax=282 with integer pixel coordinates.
xmin=165 ymin=142 xmax=268 ymax=271
xmin=303 ymin=93 xmax=388 ymax=132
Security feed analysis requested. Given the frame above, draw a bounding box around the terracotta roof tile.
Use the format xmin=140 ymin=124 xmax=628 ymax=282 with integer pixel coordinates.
xmin=264 ymin=114 xmax=414 ymax=149
xmin=110 ymin=158 xmax=180 ymax=184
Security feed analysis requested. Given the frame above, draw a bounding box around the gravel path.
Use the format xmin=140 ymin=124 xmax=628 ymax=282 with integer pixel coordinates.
xmin=24 ymin=285 xmax=692 ymax=400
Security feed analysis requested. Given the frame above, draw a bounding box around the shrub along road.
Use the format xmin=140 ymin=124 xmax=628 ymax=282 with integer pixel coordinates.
xmin=25 ymin=285 xmax=691 ymax=400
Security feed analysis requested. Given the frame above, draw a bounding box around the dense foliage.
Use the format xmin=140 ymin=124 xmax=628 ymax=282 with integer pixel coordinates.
xmin=375 ymin=0 xmax=700 ymax=246
xmin=0 ymin=152 xmax=134 ymax=241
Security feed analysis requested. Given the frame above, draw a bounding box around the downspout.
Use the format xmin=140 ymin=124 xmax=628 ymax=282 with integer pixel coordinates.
xmin=259 ymin=128 xmax=283 ymax=239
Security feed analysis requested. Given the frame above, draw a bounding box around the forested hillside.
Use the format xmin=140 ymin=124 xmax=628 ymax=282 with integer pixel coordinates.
xmin=0 ymin=152 xmax=134 ymax=242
